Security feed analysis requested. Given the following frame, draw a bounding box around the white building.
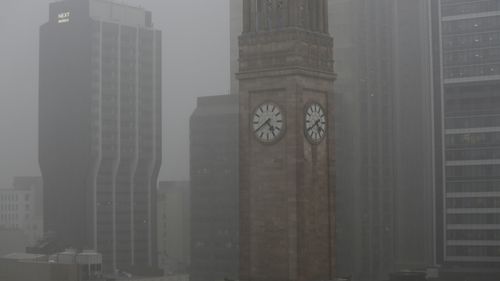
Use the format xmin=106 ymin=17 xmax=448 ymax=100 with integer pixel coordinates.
xmin=157 ymin=181 xmax=190 ymax=274
xmin=0 ymin=177 xmax=43 ymax=244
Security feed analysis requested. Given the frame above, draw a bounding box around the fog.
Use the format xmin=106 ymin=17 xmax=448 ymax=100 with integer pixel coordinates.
xmin=0 ymin=0 xmax=230 ymax=187
xmin=1 ymin=0 xmax=500 ymax=280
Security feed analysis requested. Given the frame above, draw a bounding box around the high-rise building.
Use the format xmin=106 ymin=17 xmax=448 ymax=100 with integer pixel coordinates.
xmin=330 ymin=1 xmax=435 ymax=280
xmin=157 ymin=181 xmax=190 ymax=273
xmin=39 ymin=0 xmax=161 ymax=272
xmin=432 ymin=0 xmax=500 ymax=279
xmin=230 ymin=1 xmax=434 ymax=281
xmin=189 ymin=94 xmax=239 ymax=281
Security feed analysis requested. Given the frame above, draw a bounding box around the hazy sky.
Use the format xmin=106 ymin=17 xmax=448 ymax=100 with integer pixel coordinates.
xmin=0 ymin=0 xmax=230 ymax=187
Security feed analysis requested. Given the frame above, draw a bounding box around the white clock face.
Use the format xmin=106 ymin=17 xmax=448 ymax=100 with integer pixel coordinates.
xmin=252 ymin=102 xmax=284 ymax=143
xmin=305 ymin=103 xmax=327 ymax=144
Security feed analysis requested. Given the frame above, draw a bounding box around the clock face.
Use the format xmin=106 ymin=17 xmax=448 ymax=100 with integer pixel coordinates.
xmin=252 ymin=102 xmax=285 ymax=143
xmin=305 ymin=103 xmax=327 ymax=144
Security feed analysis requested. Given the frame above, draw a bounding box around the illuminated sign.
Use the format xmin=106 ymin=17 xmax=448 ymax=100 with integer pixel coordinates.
xmin=58 ymin=12 xmax=70 ymax=24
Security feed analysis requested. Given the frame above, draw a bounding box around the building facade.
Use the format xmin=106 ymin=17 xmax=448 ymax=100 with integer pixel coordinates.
xmin=189 ymin=95 xmax=239 ymax=281
xmin=157 ymin=181 xmax=190 ymax=274
xmin=39 ymin=0 xmax=161 ymax=272
xmin=330 ymin=1 xmax=435 ymax=280
xmin=432 ymin=0 xmax=500 ymax=279
xmin=0 ymin=177 xmax=43 ymax=244
xmin=0 ymin=250 xmax=103 ymax=281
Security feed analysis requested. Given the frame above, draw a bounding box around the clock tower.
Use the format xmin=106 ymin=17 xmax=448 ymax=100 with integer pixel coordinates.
xmin=238 ymin=1 xmax=336 ymax=281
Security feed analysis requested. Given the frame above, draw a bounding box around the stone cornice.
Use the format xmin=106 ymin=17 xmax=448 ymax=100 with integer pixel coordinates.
xmin=238 ymin=28 xmax=335 ymax=75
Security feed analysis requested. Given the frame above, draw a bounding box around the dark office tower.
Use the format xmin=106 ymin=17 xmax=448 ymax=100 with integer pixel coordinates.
xmin=432 ymin=1 xmax=500 ymax=279
xmin=330 ymin=1 xmax=435 ymax=280
xmin=39 ymin=0 xmax=161 ymax=272
xmin=330 ymin=1 xmax=434 ymax=280
xmin=189 ymin=95 xmax=239 ymax=281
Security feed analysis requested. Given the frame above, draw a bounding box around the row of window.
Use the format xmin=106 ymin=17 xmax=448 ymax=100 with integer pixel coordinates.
xmin=447 ymin=164 xmax=500 ymax=178
xmin=89 ymin=88 xmax=156 ymax=99
xmin=445 ymin=95 xmax=500 ymax=115
xmin=0 ymin=213 xmax=19 ymax=220
xmin=447 ymin=197 xmax=500 ymax=208
xmin=444 ymin=47 xmax=500 ymax=67
xmin=443 ymin=32 xmax=500 ymax=51
xmin=446 ymin=132 xmax=500 ymax=146
xmin=445 ymin=114 xmax=500 ymax=129
xmin=443 ymin=16 xmax=500 ymax=35
xmin=448 ymin=229 xmax=500 ymax=240
xmin=444 ymin=63 xmax=500 ymax=79
xmin=0 ymin=223 xmax=20 ymax=229
xmin=447 ymin=180 xmax=500 ymax=192
xmin=446 ymin=147 xmax=500 ymax=161
xmin=448 ymin=213 xmax=500 ymax=224
xmin=447 ymin=245 xmax=500 ymax=257
xmin=0 ymin=204 xmax=30 ymax=211
xmin=0 ymin=193 xmax=19 ymax=201
xmin=442 ymin=0 xmax=500 ymax=17
xmin=3 ymin=213 xmax=30 ymax=220
xmin=446 ymin=82 xmax=500 ymax=94
xmin=93 ymin=103 xmax=154 ymax=114
xmin=92 ymin=26 xmax=155 ymax=42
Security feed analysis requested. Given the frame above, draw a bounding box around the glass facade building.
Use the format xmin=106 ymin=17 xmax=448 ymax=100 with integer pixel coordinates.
xmin=435 ymin=0 xmax=500 ymax=274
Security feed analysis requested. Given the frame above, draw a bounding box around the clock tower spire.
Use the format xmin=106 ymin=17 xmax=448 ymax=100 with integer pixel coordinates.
xmin=238 ymin=1 xmax=336 ymax=281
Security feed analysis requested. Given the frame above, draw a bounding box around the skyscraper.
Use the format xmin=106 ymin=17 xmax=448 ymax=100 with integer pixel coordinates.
xmin=432 ymin=1 xmax=500 ymax=279
xmin=39 ymin=0 xmax=161 ymax=272
xmin=330 ymin=1 xmax=435 ymax=280
xmin=189 ymin=94 xmax=239 ymax=281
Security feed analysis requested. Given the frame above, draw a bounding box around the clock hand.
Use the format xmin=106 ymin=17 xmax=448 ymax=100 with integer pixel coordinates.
xmin=316 ymin=122 xmax=324 ymax=133
xmin=307 ymin=119 xmax=321 ymax=132
xmin=269 ymin=124 xmax=276 ymax=134
xmin=256 ymin=118 xmax=271 ymax=132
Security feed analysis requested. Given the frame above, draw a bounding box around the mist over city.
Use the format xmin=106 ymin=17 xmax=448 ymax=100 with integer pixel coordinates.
xmin=0 ymin=1 xmax=499 ymax=281
xmin=0 ymin=0 xmax=230 ymax=188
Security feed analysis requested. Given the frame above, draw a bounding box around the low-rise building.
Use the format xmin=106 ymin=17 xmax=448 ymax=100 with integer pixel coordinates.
xmin=157 ymin=181 xmax=190 ymax=274
xmin=0 ymin=250 xmax=103 ymax=281
xmin=119 ymin=274 xmax=189 ymax=281
xmin=0 ymin=228 xmax=30 ymax=256
xmin=0 ymin=177 xmax=43 ymax=244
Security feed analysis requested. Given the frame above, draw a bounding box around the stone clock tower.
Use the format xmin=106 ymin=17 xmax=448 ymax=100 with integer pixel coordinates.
xmin=238 ymin=1 xmax=336 ymax=281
